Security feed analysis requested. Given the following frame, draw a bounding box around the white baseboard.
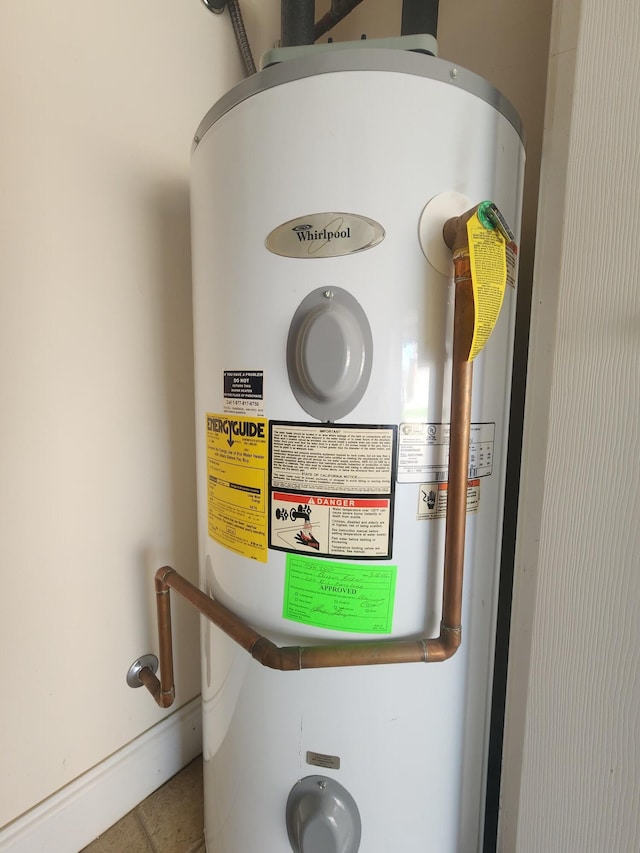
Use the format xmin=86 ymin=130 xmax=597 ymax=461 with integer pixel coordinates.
xmin=0 ymin=697 xmax=202 ymax=853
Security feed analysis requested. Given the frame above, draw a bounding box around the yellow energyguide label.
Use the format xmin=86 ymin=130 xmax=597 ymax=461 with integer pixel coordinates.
xmin=466 ymin=212 xmax=508 ymax=361
xmin=206 ymin=413 xmax=268 ymax=562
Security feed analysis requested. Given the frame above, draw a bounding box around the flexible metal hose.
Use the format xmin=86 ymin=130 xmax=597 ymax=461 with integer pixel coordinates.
xmin=228 ymin=0 xmax=256 ymax=76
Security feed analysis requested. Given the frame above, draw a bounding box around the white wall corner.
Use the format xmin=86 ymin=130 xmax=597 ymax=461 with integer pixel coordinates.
xmin=0 ymin=698 xmax=202 ymax=853
xmin=498 ymin=0 xmax=583 ymax=849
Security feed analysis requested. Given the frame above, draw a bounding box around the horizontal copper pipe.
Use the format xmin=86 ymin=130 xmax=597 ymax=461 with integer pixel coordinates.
xmin=139 ymin=215 xmax=476 ymax=706
xmin=147 ymin=563 xmax=465 ymax=691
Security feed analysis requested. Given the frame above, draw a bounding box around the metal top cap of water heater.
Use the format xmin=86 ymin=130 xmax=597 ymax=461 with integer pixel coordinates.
xmin=192 ymin=49 xmax=524 ymax=151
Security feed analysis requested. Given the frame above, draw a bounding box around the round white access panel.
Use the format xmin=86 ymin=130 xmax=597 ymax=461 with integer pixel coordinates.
xmin=287 ymin=286 xmax=373 ymax=422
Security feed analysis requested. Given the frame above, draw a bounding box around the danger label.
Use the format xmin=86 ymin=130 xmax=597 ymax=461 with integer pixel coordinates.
xmin=310 ymin=497 xmax=356 ymax=507
xmin=271 ymin=491 xmax=391 ymax=559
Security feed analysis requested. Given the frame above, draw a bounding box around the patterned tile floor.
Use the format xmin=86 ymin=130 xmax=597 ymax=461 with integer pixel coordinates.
xmin=81 ymin=756 xmax=204 ymax=853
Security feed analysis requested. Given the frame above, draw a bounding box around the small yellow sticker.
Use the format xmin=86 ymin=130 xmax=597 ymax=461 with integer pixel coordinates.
xmin=466 ymin=212 xmax=507 ymax=361
xmin=206 ymin=413 xmax=268 ymax=562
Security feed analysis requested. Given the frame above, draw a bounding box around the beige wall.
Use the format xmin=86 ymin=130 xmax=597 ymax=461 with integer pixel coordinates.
xmin=0 ymin=0 xmax=553 ymax=836
xmin=501 ymin=0 xmax=640 ymax=848
xmin=0 ymin=0 xmax=245 ymax=828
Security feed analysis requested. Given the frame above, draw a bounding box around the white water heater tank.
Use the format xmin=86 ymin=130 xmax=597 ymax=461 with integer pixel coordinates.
xmin=190 ymin=49 xmax=524 ymax=853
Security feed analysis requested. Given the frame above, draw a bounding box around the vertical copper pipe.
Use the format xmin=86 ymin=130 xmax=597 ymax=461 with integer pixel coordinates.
xmin=145 ymin=568 xmax=175 ymax=707
xmin=442 ymin=363 xmax=472 ymax=631
xmin=443 ymin=263 xmax=474 ymax=633
xmin=423 ymin=250 xmax=473 ymax=661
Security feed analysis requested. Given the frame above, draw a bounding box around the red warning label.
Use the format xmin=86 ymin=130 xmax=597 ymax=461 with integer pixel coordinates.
xmin=271 ymin=491 xmax=391 ymax=559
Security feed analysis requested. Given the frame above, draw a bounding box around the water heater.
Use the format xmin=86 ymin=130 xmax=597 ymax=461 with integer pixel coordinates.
xmin=190 ymin=48 xmax=524 ymax=852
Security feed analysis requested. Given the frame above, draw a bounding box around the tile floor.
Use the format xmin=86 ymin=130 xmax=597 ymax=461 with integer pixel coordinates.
xmin=81 ymin=755 xmax=204 ymax=853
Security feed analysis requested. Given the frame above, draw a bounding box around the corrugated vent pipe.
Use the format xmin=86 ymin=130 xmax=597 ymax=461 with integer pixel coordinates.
xmin=401 ymin=0 xmax=439 ymax=37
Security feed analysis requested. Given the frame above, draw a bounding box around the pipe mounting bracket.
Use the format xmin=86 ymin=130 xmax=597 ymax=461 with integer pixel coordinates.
xmin=127 ymin=654 xmax=159 ymax=688
xmin=201 ymin=0 xmax=227 ymax=13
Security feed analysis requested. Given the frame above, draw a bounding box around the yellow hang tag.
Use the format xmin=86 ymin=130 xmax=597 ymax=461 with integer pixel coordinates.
xmin=466 ymin=212 xmax=507 ymax=361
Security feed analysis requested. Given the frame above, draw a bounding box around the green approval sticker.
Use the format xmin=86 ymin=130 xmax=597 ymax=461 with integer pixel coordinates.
xmin=283 ymin=554 xmax=397 ymax=634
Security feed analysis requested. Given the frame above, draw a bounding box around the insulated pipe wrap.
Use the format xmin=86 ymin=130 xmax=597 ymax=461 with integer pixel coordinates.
xmin=401 ymin=0 xmax=439 ymax=37
xmin=282 ymin=0 xmax=315 ymax=47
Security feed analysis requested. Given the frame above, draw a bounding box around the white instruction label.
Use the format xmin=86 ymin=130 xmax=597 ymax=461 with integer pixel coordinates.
xmin=398 ymin=422 xmax=495 ymax=483
xmin=271 ymin=423 xmax=395 ymax=495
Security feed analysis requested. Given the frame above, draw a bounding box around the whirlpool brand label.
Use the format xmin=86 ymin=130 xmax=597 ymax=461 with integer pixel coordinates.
xmin=265 ymin=212 xmax=385 ymax=259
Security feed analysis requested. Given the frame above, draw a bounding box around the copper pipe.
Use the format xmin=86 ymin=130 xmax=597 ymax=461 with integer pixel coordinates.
xmin=137 ymin=665 xmax=172 ymax=707
xmin=153 ymin=569 xmax=176 ymax=707
xmin=437 ymin=258 xmax=473 ymax=652
xmin=156 ymin=566 xmax=266 ymax=654
xmin=141 ymin=212 xmax=476 ymax=705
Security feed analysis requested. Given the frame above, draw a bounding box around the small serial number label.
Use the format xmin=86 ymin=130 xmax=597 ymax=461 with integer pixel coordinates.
xmin=306 ymin=751 xmax=341 ymax=770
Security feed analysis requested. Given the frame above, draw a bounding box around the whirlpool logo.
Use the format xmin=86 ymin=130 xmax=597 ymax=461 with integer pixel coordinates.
xmin=291 ymin=219 xmax=352 ymax=245
xmin=266 ymin=212 xmax=385 ymax=259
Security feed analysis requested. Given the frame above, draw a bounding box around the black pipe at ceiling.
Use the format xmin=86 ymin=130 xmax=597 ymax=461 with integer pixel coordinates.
xmin=315 ymin=0 xmax=365 ymax=41
xmin=281 ymin=0 xmax=315 ymax=47
xmin=401 ymin=0 xmax=439 ymax=37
